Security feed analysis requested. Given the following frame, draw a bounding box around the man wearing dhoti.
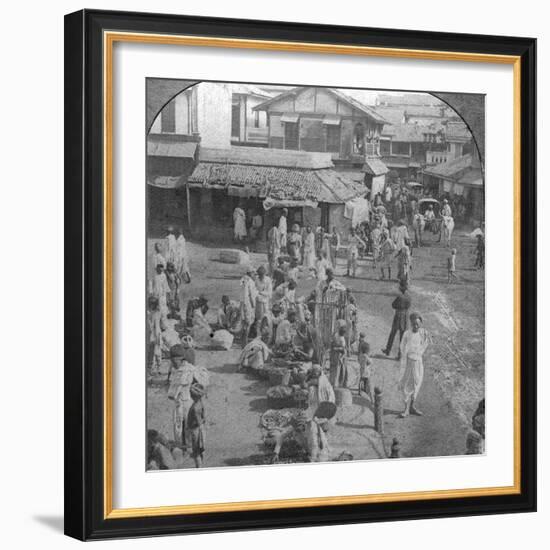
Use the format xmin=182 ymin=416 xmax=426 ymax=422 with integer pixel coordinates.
xmin=233 ymin=206 xmax=247 ymax=242
xmin=165 ymin=227 xmax=177 ymax=265
xmin=393 ymin=219 xmax=410 ymax=252
xmin=278 ymin=208 xmax=288 ymax=251
xmin=346 ymin=227 xmax=366 ymax=278
xmin=441 ymin=198 xmax=452 ymax=217
xmin=167 ymin=344 xmax=197 ymax=448
xmin=302 ymin=226 xmax=316 ymax=275
xmin=175 ymin=229 xmax=191 ymax=283
xmin=398 ymin=312 xmax=430 ymax=418
xmin=240 ymin=268 xmax=257 ymax=345
xmin=152 ymin=242 xmax=166 ymax=272
xmin=267 ymin=224 xmax=281 ymax=274
xmin=254 ymin=266 xmax=273 ymax=331
xmin=329 ymin=325 xmax=349 ymax=388
xmin=149 ymin=264 xmax=171 ymax=320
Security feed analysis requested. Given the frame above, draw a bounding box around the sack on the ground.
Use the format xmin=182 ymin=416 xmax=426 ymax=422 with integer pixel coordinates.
xmin=212 ymin=329 xmax=234 ymax=350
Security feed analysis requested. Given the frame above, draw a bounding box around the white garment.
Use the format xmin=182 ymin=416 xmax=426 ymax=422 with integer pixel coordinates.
xmin=303 ymin=232 xmax=316 ymax=270
xmin=399 ymin=329 xmax=429 ymax=399
xmin=175 ymin=235 xmax=189 ymax=275
xmin=165 ymin=234 xmax=177 ymax=264
xmin=394 ymin=225 xmax=410 ymax=251
xmin=278 ymin=215 xmax=287 ymax=247
xmin=233 ymin=208 xmax=247 ymax=239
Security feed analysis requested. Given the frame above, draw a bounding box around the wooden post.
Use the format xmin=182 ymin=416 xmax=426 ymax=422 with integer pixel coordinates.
xmin=390 ymin=438 xmax=400 ymax=458
xmin=374 ymin=386 xmax=384 ymax=435
xmin=186 ymin=181 xmax=192 ymax=233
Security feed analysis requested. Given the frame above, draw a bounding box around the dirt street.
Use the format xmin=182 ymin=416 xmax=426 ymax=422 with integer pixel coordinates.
xmin=147 ymin=227 xmax=484 ymax=468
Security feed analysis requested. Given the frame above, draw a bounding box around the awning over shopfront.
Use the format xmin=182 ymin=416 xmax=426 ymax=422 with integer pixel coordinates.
xmin=147 ymin=136 xmax=198 ymax=158
xmin=322 ymin=115 xmax=341 ymax=125
xmin=263 ymin=197 xmax=318 ymax=211
xmin=147 ymin=175 xmax=185 ymax=189
xmin=227 ymin=185 xmax=261 ymax=198
xmin=280 ymin=113 xmax=300 ymax=123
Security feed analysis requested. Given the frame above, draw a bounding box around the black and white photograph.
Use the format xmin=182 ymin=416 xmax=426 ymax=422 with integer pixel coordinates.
xmin=146 ymin=80 xmax=486 ymax=470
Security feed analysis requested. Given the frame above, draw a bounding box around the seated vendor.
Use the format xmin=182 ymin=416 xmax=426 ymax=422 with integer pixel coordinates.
xmin=191 ymin=303 xmax=213 ymax=344
xmin=272 ymin=257 xmax=288 ymax=289
xmin=216 ymin=295 xmax=241 ymax=333
xmin=286 ymin=258 xmax=300 ymax=284
xmin=273 ymin=310 xmax=298 ymax=355
xmin=292 ymin=340 xmax=314 ymax=362
xmin=186 ymin=294 xmax=208 ymax=327
xmin=273 ymin=279 xmax=297 ymax=308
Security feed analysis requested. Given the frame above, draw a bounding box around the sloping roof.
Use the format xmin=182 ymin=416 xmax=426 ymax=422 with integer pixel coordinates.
xmin=381 ymin=124 xmax=425 ymax=142
xmin=363 ymin=158 xmax=389 ymax=176
xmin=423 ymin=153 xmax=476 ymax=180
xmin=187 ymin=147 xmax=365 ymax=203
xmin=253 ymin=87 xmax=387 ymax=124
xmin=458 ymin=168 xmax=483 ymax=186
xmin=445 ymin=121 xmax=472 ymax=142
xmin=373 ymin=106 xmax=405 ymax=125
xmin=330 ymin=89 xmax=387 ymax=124
xmin=198 ymin=146 xmax=333 ymax=169
xmin=381 ymin=122 xmax=444 ymax=142
xmin=230 ymin=83 xmax=273 ymax=98
xmin=147 ymin=135 xmax=198 ymax=158
xmin=381 ymin=156 xmax=418 ymax=169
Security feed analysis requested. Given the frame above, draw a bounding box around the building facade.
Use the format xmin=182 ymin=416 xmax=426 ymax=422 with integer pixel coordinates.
xmin=149 ymin=82 xmax=233 ymax=149
xmin=230 ymin=84 xmax=273 ymax=147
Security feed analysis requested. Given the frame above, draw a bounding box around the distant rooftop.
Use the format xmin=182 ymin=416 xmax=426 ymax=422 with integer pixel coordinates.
xmin=377 ymin=93 xmax=441 ymax=107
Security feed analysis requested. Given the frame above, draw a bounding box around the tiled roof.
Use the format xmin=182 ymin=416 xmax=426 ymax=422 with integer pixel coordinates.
xmin=198 ymin=146 xmax=333 ymax=169
xmin=188 ymin=147 xmax=365 ymax=203
xmin=373 ymin=106 xmax=405 ymax=125
xmin=423 ymin=153 xmax=475 ymax=179
xmin=363 ymin=157 xmax=389 ymax=176
xmin=381 ymin=122 xmax=445 ymax=142
xmin=445 ymin=121 xmax=471 ymax=141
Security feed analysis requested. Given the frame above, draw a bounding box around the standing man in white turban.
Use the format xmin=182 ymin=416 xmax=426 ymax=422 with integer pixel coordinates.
xmin=398 ymin=312 xmax=430 ymax=418
xmin=233 ymin=205 xmax=247 ymax=243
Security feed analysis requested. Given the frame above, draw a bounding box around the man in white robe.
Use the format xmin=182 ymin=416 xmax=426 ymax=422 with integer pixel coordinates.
xmin=233 ymin=206 xmax=247 ymax=242
xmin=398 ymin=312 xmax=430 ymax=417
xmin=175 ymin=229 xmax=190 ymax=282
xmin=278 ymin=208 xmax=288 ymax=250
xmin=165 ymin=227 xmax=177 ymax=265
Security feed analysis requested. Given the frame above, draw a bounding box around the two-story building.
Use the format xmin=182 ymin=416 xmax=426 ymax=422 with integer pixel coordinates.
xmin=252 ymin=86 xmax=389 ymax=195
xmin=230 ymin=84 xmax=273 ymax=147
xmin=379 ymin=122 xmax=446 ymax=181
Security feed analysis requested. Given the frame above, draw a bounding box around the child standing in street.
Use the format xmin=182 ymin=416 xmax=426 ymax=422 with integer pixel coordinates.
xmin=188 ymin=383 xmax=206 ymax=468
xmin=357 ymin=333 xmax=373 ymax=402
xmin=447 ymin=248 xmax=458 ymax=283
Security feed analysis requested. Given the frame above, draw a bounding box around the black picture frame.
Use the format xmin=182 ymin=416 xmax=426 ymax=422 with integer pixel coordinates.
xmin=64 ymin=9 xmax=536 ymax=541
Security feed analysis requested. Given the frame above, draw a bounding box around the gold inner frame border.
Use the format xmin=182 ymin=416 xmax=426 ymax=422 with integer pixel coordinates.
xmin=102 ymin=30 xmax=522 ymax=520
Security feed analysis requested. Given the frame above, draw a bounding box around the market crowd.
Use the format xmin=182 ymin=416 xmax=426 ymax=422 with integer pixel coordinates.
xmin=147 ymin=181 xmax=484 ymax=468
